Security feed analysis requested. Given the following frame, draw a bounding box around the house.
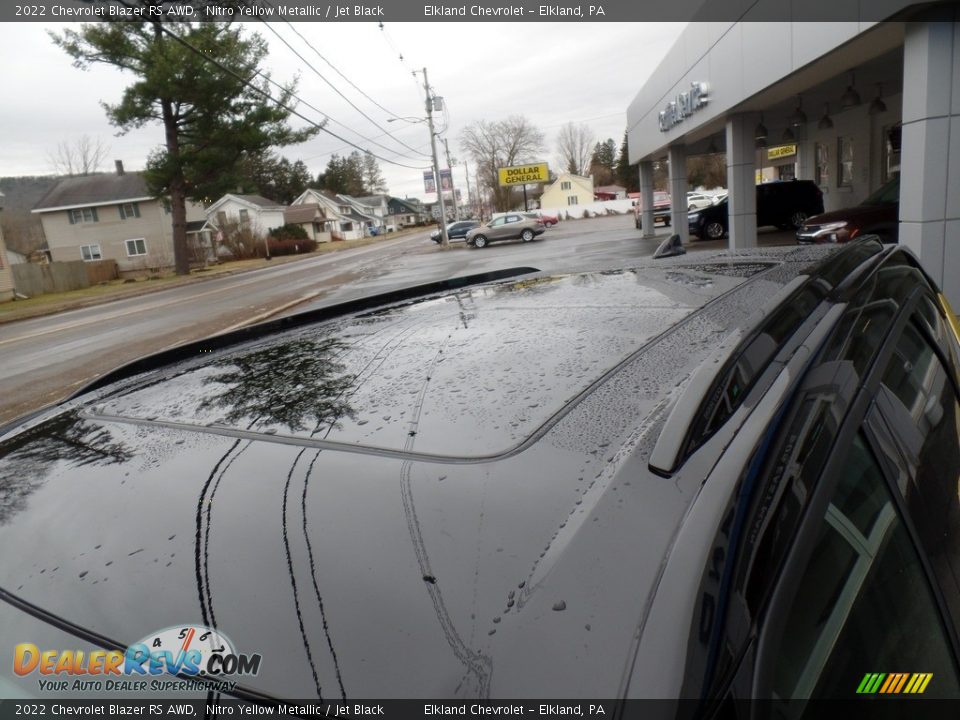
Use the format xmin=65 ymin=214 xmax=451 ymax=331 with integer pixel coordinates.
xmin=341 ymin=194 xmax=388 ymax=233
xmin=387 ymin=197 xmax=426 ymax=228
xmin=539 ymin=173 xmax=595 ymax=211
xmin=594 ymin=184 xmax=627 ymax=200
xmin=290 ymin=189 xmax=369 ymax=240
xmin=0 ymin=192 xmax=15 ymax=301
xmin=335 ymin=194 xmax=382 ymax=235
xmin=31 ymin=161 xmax=207 ymax=274
xmin=205 ymin=194 xmax=287 ymax=238
xmin=283 ymin=203 xmax=332 ymax=243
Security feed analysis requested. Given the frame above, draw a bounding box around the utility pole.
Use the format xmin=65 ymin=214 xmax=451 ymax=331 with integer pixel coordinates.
xmin=464 ymin=161 xmax=473 ymax=219
xmin=422 ymin=67 xmax=449 ymax=247
xmin=443 ymin=138 xmax=461 ymax=221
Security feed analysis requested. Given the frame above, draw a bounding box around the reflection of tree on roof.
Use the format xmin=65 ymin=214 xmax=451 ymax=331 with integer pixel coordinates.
xmin=0 ymin=413 xmax=132 ymax=525
xmin=198 ymin=337 xmax=356 ymax=433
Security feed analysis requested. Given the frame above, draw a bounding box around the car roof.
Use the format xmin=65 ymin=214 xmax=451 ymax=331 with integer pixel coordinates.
xmin=1 ymin=243 xmax=907 ymax=699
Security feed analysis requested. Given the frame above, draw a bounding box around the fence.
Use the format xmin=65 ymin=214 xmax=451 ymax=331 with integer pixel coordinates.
xmin=12 ymin=259 xmax=118 ymax=297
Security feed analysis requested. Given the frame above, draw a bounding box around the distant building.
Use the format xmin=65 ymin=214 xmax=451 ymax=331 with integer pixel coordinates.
xmin=31 ymin=161 xmax=207 ymax=273
xmin=539 ymin=173 xmax=595 ymax=211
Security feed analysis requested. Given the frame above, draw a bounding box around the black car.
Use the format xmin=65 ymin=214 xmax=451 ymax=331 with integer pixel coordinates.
xmin=798 ymin=174 xmax=900 ymax=244
xmin=2 ymin=239 xmax=960 ymax=707
xmin=430 ymin=220 xmax=480 ymax=243
xmin=689 ymin=180 xmax=825 ymax=239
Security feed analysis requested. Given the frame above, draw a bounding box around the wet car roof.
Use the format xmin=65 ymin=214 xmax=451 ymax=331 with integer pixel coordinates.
xmin=0 ymin=245 xmax=842 ymax=699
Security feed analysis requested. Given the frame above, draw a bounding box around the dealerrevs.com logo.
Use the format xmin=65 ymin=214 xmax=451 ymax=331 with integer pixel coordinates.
xmin=13 ymin=625 xmax=261 ymax=693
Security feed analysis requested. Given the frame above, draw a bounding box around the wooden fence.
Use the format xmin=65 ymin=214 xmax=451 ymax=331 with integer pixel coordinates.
xmin=12 ymin=260 xmax=118 ymax=297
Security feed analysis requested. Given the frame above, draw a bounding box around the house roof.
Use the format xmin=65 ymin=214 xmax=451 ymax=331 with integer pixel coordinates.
xmin=206 ymin=193 xmax=285 ymax=216
xmin=389 ymin=197 xmax=422 ymax=214
xmin=595 ymin=185 xmax=626 ymax=193
xmin=33 ymin=173 xmax=153 ymax=213
xmin=284 ymin=204 xmax=325 ymax=224
xmin=233 ymin=194 xmax=285 ymax=209
xmin=185 ymin=220 xmax=207 ymax=233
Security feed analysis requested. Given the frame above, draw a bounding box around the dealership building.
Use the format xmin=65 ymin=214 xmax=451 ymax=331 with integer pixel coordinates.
xmin=626 ymin=3 xmax=960 ymax=303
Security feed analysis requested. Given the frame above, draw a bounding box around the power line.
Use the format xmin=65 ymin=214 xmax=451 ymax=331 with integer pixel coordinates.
xmin=158 ymin=24 xmax=429 ymax=171
xmin=277 ymin=18 xmax=414 ymax=124
xmin=258 ymin=11 xmax=430 ymax=160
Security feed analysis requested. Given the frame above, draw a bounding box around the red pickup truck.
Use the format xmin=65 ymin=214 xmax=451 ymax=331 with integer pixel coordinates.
xmin=633 ymin=191 xmax=672 ymax=229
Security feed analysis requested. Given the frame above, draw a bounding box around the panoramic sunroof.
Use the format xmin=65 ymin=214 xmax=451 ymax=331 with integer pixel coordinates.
xmin=90 ymin=267 xmax=754 ymax=458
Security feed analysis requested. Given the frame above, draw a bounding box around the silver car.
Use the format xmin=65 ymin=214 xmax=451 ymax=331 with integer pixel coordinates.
xmin=466 ymin=213 xmax=545 ymax=248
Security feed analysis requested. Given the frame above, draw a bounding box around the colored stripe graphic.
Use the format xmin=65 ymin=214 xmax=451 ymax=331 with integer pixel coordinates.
xmin=857 ymin=672 xmax=932 ymax=694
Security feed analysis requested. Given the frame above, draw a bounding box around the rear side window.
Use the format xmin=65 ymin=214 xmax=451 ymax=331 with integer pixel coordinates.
xmin=764 ymin=434 xmax=960 ymax=704
xmin=873 ymin=314 xmax=960 ymax=630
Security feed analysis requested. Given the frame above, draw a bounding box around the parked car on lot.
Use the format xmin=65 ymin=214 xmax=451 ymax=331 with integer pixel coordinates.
xmin=522 ymin=211 xmax=558 ymax=227
xmin=2 ymin=238 xmax=959 ymax=705
xmin=430 ymin=220 xmax=480 ymax=243
xmin=797 ymin=174 xmax=900 ymax=244
xmin=466 ymin=213 xmax=544 ymax=248
xmin=633 ymin=191 xmax=672 ymax=229
xmin=689 ymin=180 xmax=825 ymax=239
xmin=686 ymin=192 xmax=715 ymax=211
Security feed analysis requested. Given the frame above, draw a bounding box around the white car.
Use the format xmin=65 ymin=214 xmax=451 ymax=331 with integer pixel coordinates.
xmin=686 ymin=192 xmax=716 ymax=211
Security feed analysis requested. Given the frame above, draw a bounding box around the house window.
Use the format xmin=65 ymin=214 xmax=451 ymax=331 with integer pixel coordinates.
xmin=567 ymin=196 xmax=579 ymax=206
xmin=125 ymin=238 xmax=147 ymax=257
xmin=119 ymin=202 xmax=141 ymax=220
xmin=814 ymin=143 xmax=830 ymax=188
xmin=69 ymin=208 xmax=98 ymax=224
xmin=238 ymin=209 xmax=250 ymax=226
xmin=216 ymin=211 xmax=227 ymax=228
xmin=561 ymin=181 xmax=572 ymax=190
xmin=837 ymin=136 xmax=854 ymax=188
xmin=80 ymin=244 xmax=102 ymax=261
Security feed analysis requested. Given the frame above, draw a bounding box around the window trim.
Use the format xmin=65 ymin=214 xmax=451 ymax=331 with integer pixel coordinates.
xmin=80 ymin=244 xmax=102 ymax=261
xmin=70 ymin=207 xmax=99 ymax=224
xmin=124 ymin=238 xmax=147 ymax=257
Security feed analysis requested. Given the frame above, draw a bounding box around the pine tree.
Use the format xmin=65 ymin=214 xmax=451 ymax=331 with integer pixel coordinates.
xmin=52 ymin=19 xmax=316 ymax=274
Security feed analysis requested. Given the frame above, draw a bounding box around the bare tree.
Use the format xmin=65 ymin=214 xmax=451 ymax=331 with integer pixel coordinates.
xmin=459 ymin=116 xmax=546 ymax=212
xmin=47 ymin=135 xmax=110 ymax=176
xmin=555 ymin=122 xmax=593 ymax=176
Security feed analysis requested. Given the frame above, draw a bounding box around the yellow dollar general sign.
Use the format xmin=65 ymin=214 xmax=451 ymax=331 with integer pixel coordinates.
xmin=497 ymin=163 xmax=549 ymax=187
xmin=767 ymin=144 xmax=797 ymax=159
xmin=856 ymin=672 xmax=933 ymax=695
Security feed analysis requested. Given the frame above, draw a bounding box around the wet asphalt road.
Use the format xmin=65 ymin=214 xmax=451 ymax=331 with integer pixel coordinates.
xmin=0 ymin=215 xmax=795 ymax=424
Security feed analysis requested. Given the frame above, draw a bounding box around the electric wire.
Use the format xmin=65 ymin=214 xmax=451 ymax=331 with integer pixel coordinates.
xmin=258 ymin=11 xmax=430 ymax=160
xmin=158 ymin=24 xmax=429 ymax=171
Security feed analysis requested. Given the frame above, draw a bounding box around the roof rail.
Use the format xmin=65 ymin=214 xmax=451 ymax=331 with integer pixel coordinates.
xmin=648 ymin=239 xmax=887 ymax=477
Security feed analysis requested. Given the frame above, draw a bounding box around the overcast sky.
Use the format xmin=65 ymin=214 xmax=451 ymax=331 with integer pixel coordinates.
xmin=1 ymin=21 xmax=684 ymax=201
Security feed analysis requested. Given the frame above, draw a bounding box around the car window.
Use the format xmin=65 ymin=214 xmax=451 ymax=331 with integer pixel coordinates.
xmin=506 ymin=215 xmax=520 ymax=223
xmin=862 ymin=175 xmax=900 ymax=206
xmin=872 ymin=313 xmax=960 ymax=629
xmin=765 ymin=433 xmax=960 ymax=705
xmin=490 ymin=217 xmax=505 ymax=227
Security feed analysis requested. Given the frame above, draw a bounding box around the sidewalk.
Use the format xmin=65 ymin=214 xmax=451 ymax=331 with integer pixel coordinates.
xmin=0 ymin=230 xmax=424 ymax=326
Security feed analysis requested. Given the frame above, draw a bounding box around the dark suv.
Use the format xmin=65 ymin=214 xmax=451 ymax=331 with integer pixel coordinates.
xmin=690 ymin=180 xmax=824 ymax=239
xmin=2 ymin=239 xmax=959 ymax=707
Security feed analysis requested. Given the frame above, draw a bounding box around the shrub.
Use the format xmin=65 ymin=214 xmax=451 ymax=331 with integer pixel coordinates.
xmin=256 ymin=237 xmax=319 ymax=257
xmin=268 ymin=223 xmax=309 ymax=241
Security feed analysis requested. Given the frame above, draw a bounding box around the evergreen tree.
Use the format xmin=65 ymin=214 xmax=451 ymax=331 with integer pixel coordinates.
xmin=616 ymin=132 xmax=639 ymax=192
xmin=52 ymin=18 xmax=316 ymax=274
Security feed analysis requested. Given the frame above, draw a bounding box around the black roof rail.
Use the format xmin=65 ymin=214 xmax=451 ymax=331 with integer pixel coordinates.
xmin=648 ymin=239 xmax=886 ymax=477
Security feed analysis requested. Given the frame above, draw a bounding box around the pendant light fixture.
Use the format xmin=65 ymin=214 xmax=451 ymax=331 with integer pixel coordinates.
xmin=789 ymin=95 xmax=808 ymax=126
xmin=755 ymin=113 xmax=768 ymax=147
xmin=841 ymin=71 xmax=861 ymax=108
xmin=818 ymin=103 xmax=834 ymax=130
xmin=782 ymin=127 xmax=796 ymax=143
xmin=868 ymin=83 xmax=887 ymax=115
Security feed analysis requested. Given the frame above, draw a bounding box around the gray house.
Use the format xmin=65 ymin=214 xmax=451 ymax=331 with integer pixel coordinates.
xmin=32 ymin=162 xmax=207 ymax=274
